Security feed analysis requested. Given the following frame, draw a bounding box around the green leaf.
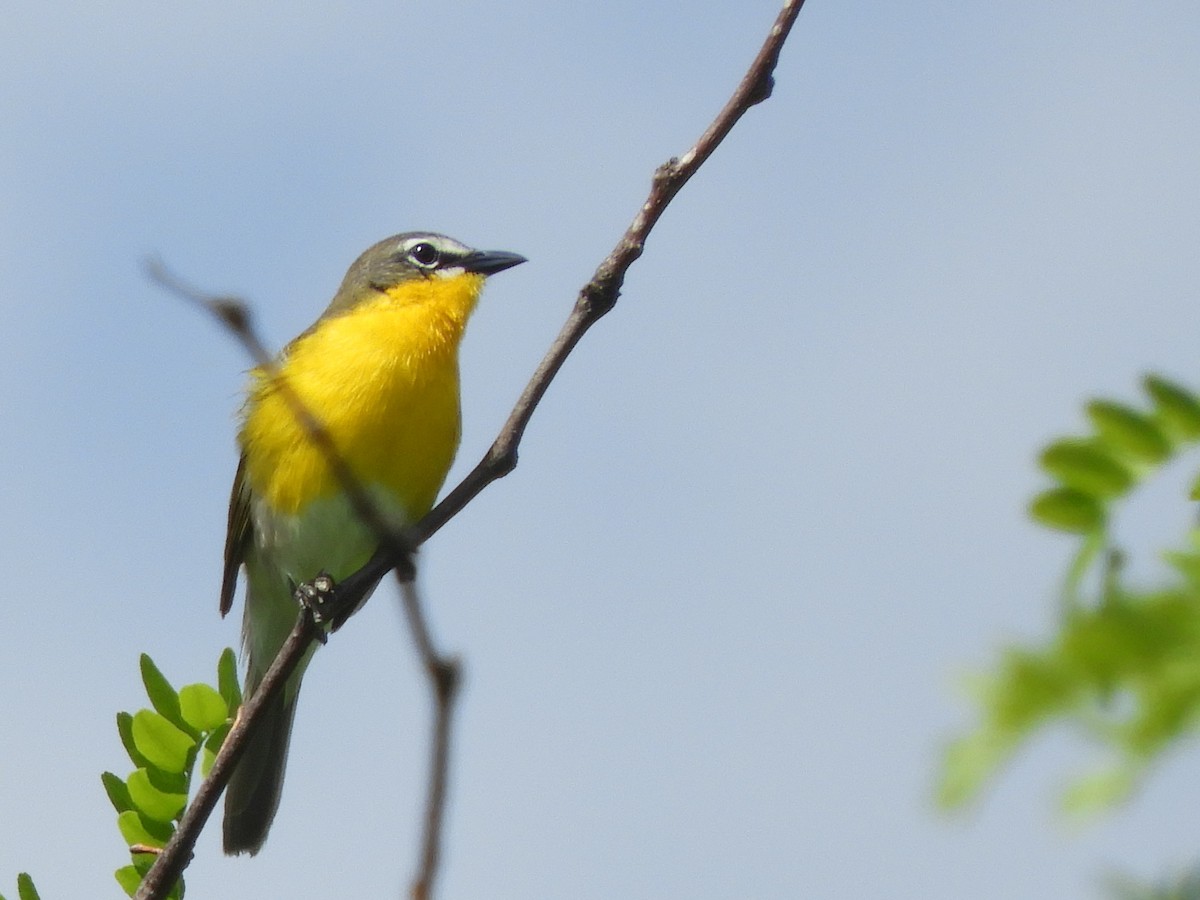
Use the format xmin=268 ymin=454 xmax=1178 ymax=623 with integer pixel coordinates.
xmin=116 ymin=809 xmax=172 ymax=849
xmin=179 ymin=683 xmax=228 ymax=733
xmin=102 ymin=770 xmax=134 ymax=813
xmin=1029 ymin=487 xmax=1105 ymax=533
xmin=127 ymin=768 xmax=187 ymax=823
xmin=143 ymin=763 xmax=188 ymax=797
xmin=1038 ymin=439 xmax=1134 ymax=498
xmin=114 ymin=866 xmax=141 ymax=898
xmin=16 ymin=874 xmax=40 ymax=900
xmin=131 ymin=710 xmax=195 ymax=774
xmin=201 ymin=722 xmax=231 ymax=778
xmin=1086 ymin=400 xmax=1171 ymax=463
xmin=1144 ymin=374 xmax=1200 ymax=439
xmin=218 ymin=647 xmax=242 ymax=712
xmin=140 ymin=654 xmax=196 ymax=738
xmin=131 ymin=853 xmax=157 ymax=876
xmin=1165 ymin=532 xmax=1200 ymax=586
xmin=1061 ymin=766 xmax=1136 ymax=816
xmin=117 ymin=711 xmax=152 ymax=769
xmin=936 ymin=731 xmax=1015 ymax=809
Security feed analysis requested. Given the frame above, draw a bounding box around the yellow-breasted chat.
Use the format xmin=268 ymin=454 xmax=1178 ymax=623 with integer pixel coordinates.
xmin=219 ymin=232 xmax=525 ymax=855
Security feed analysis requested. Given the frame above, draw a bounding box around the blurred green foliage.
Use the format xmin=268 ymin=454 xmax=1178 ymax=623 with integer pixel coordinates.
xmin=940 ymin=374 xmax=1200 ymax=815
xmin=1108 ymin=865 xmax=1200 ymax=900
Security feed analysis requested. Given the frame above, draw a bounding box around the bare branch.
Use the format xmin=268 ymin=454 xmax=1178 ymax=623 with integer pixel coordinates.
xmin=337 ymin=0 xmax=807 ymax=595
xmin=395 ymin=574 xmax=461 ymax=900
xmin=417 ymin=0 xmax=806 ymax=542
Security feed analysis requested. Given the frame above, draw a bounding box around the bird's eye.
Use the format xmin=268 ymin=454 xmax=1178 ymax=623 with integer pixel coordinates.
xmin=409 ymin=242 xmax=440 ymax=268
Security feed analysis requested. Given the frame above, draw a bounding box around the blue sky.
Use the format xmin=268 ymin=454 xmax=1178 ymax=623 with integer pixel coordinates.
xmin=3 ymin=1 xmax=1200 ymax=897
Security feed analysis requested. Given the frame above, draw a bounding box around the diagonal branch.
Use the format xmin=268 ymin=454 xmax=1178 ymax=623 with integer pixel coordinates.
xmin=422 ymin=0 xmax=805 ymax=539
xmin=342 ymin=0 xmax=807 ymax=598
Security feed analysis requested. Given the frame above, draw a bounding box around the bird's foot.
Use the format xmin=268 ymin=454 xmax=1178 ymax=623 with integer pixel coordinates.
xmin=292 ymin=572 xmax=341 ymax=642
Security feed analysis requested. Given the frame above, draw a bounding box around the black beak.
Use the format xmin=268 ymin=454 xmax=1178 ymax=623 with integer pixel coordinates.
xmin=460 ymin=249 xmax=527 ymax=276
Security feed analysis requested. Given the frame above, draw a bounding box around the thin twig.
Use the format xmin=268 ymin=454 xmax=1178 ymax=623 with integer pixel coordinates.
xmin=341 ymin=0 xmax=807 ymax=590
xmin=395 ymin=574 xmax=461 ymax=900
xmin=419 ymin=0 xmax=805 ymax=537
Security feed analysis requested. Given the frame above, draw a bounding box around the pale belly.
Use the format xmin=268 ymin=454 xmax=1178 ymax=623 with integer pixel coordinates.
xmin=241 ymin=485 xmax=414 ymax=692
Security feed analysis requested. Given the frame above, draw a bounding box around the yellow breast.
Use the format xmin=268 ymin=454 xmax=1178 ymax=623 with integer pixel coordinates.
xmin=240 ymin=273 xmax=485 ymax=521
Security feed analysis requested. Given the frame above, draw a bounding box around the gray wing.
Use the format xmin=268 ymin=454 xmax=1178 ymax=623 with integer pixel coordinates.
xmin=220 ymin=454 xmax=252 ymax=617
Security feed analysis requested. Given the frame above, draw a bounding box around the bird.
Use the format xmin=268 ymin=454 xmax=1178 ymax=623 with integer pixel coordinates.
xmin=219 ymin=232 xmax=525 ymax=855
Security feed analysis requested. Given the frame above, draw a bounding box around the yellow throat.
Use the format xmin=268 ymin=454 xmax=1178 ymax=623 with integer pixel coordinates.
xmin=240 ymin=271 xmax=486 ymax=521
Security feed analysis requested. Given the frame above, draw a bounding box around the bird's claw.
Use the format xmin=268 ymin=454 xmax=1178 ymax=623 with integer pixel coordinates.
xmin=293 ymin=572 xmax=339 ymax=641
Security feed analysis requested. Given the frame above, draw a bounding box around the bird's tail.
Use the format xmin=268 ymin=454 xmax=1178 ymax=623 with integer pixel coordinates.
xmin=222 ymin=671 xmax=300 ymax=856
